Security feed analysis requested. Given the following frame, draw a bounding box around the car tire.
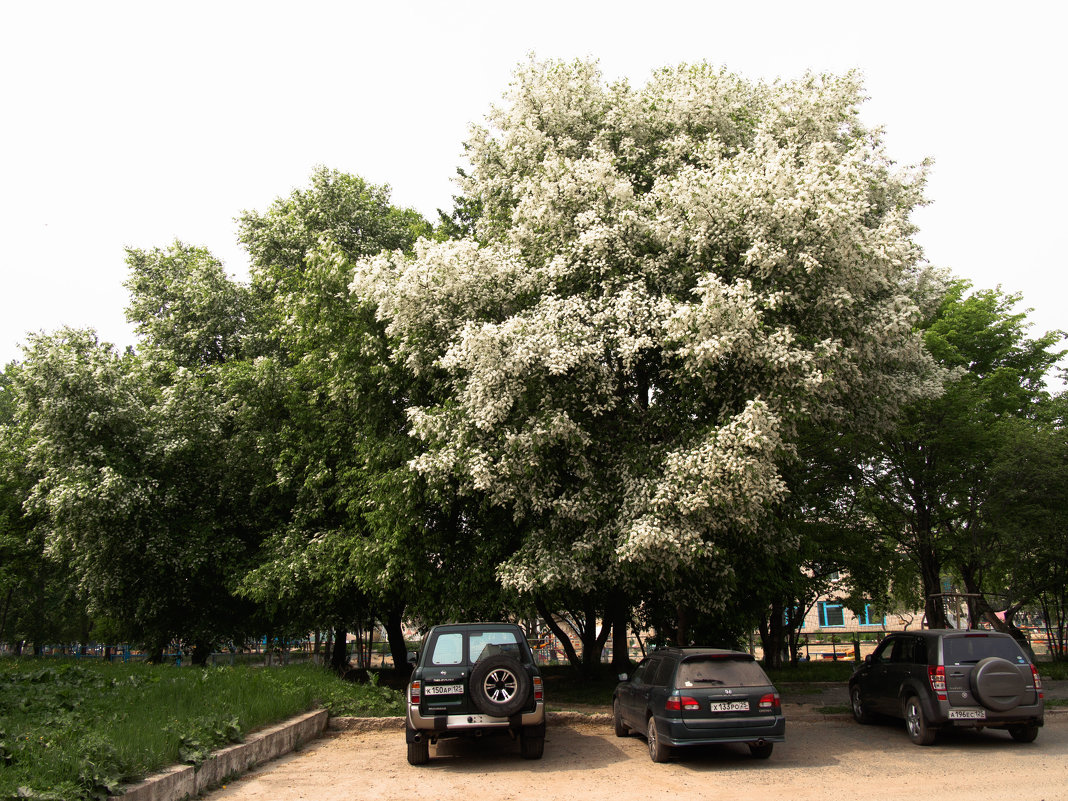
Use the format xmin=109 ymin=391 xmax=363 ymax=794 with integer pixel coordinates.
xmin=904 ymin=695 xmax=936 ymax=746
xmin=1008 ymin=724 xmax=1039 ymax=743
xmin=971 ymin=657 xmax=1026 ymax=712
xmin=407 ymin=736 xmax=430 ymax=765
xmin=469 ymin=654 xmax=532 ymax=717
xmin=647 ymin=717 xmax=669 ymax=763
xmin=748 ymin=742 xmax=774 ymax=759
xmin=520 ymin=728 xmax=545 ymax=759
xmin=850 ymin=685 xmax=873 ymax=724
xmin=613 ymin=699 xmax=630 ymax=737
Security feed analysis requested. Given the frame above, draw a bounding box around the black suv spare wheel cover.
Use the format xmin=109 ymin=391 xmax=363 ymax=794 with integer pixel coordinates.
xmin=470 ymin=654 xmax=532 ymax=717
xmin=971 ymin=656 xmax=1025 ymax=711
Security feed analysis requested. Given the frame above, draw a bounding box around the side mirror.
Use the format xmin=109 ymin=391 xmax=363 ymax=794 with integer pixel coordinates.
xmin=864 ymin=654 xmax=872 ymax=665
xmin=618 ymin=673 xmax=629 ymax=682
xmin=407 ymin=650 xmax=418 ymax=665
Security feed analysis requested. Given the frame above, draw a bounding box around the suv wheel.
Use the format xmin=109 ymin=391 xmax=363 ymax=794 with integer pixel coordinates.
xmin=613 ymin=699 xmax=630 ymax=737
xmin=850 ymin=685 xmax=872 ymax=724
xmin=407 ymin=736 xmax=430 ymax=765
xmin=904 ymin=695 xmax=936 ymax=746
xmin=520 ymin=727 xmax=545 ymax=759
xmin=647 ymin=717 xmax=669 ymax=763
xmin=469 ymin=654 xmax=532 ymax=717
xmin=1008 ymin=724 xmax=1039 ymax=743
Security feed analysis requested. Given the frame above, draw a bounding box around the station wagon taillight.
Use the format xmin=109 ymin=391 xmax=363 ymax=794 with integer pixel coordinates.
xmin=928 ymin=665 xmax=947 ymax=701
xmin=665 ymin=695 xmax=700 ymax=712
xmin=409 ymin=680 xmax=421 ymax=704
xmin=758 ymin=692 xmax=781 ymax=711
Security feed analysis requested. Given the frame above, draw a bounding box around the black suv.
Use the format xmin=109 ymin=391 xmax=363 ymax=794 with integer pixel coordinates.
xmin=405 ymin=622 xmax=546 ymax=764
xmin=849 ymin=629 xmax=1044 ymax=745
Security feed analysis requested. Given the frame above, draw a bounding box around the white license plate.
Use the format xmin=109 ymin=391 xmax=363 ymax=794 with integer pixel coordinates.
xmin=948 ymin=708 xmax=986 ymax=720
xmin=424 ymin=684 xmax=464 ymax=696
xmin=709 ymin=701 xmax=750 ymax=712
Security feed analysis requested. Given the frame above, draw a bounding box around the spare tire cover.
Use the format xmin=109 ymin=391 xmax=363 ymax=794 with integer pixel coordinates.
xmin=971 ymin=657 xmax=1026 ymax=711
xmin=469 ymin=654 xmax=532 ymax=717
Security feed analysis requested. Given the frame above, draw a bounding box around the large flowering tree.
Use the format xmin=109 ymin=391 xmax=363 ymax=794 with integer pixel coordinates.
xmin=353 ymin=58 xmax=939 ymax=649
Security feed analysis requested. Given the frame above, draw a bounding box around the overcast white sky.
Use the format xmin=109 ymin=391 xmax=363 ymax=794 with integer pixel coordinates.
xmin=2 ymin=1 xmax=1065 ymax=375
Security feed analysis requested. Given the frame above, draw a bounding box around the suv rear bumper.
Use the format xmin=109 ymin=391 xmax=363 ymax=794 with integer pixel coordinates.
xmin=407 ymin=701 xmax=545 ymax=740
xmin=915 ymin=694 xmax=1044 ymax=728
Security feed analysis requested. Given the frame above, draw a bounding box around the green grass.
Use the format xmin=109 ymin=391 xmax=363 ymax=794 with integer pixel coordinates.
xmin=1039 ymin=661 xmax=1068 ymax=680
xmin=764 ymin=660 xmax=856 ymax=684
xmin=0 ymin=659 xmax=403 ymax=801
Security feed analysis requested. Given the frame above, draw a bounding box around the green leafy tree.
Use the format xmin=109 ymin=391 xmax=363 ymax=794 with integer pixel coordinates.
xmin=858 ymin=282 xmax=1065 ymax=631
xmin=236 ymin=168 xmax=437 ymax=671
xmin=354 ymin=58 xmax=939 ymax=666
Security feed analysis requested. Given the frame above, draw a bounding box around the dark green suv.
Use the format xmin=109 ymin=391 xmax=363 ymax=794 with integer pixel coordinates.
xmin=405 ymin=623 xmax=546 ymax=765
xmin=849 ymin=629 xmax=1044 ymax=745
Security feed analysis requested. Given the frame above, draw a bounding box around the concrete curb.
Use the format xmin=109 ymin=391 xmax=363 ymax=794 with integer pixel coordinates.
xmin=108 ymin=709 xmax=328 ymax=801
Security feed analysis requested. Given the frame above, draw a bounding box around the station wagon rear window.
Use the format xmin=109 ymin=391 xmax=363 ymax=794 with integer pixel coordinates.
xmin=676 ymin=657 xmax=772 ymax=688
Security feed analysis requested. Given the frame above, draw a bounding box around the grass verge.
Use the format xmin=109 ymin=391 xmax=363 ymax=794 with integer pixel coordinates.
xmin=0 ymin=658 xmax=403 ymax=801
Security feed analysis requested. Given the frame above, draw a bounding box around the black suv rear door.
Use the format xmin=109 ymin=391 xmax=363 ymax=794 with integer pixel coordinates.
xmin=419 ymin=629 xmax=475 ymax=718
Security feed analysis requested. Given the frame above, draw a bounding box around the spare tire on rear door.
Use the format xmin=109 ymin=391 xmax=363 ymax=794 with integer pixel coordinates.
xmin=971 ymin=657 xmax=1026 ymax=712
xmin=469 ymin=654 xmax=532 ymax=717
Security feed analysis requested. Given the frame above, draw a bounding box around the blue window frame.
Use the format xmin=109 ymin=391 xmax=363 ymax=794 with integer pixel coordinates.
xmin=818 ymin=602 xmax=845 ymax=627
xmin=858 ymin=604 xmax=885 ymax=626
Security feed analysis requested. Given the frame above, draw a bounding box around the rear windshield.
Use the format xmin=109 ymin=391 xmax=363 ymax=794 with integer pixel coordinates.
xmin=427 ymin=629 xmax=527 ymax=667
xmin=943 ymin=635 xmax=1028 ymax=666
xmin=676 ymin=657 xmax=772 ymax=688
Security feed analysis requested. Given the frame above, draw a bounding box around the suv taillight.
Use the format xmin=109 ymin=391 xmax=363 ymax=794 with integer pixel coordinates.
xmin=758 ymin=692 xmax=781 ymax=711
xmin=533 ymin=676 xmax=544 ymax=701
xmin=928 ymin=665 xmax=947 ymax=700
xmin=1031 ymin=665 xmax=1044 ymax=699
xmin=665 ymin=695 xmax=700 ymax=712
xmin=409 ymin=680 xmax=421 ymax=704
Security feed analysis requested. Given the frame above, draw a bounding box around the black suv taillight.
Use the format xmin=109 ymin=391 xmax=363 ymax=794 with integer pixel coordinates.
xmin=928 ymin=665 xmax=946 ymax=701
xmin=410 ymin=680 xmax=421 ymax=704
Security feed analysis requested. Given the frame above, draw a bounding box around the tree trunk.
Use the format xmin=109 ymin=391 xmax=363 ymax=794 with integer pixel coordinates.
xmin=384 ymin=606 xmax=410 ymax=674
xmin=759 ymin=601 xmax=789 ymax=669
xmin=534 ymin=598 xmax=581 ymax=668
xmin=609 ymin=599 xmax=630 ymax=672
xmin=918 ymin=540 xmax=948 ymax=629
xmin=330 ymin=626 xmax=349 ymax=673
xmin=191 ymin=640 xmax=212 ymax=666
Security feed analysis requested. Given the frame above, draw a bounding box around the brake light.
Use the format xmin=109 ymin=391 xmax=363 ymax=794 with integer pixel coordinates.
xmin=409 ymin=680 xmax=421 ymax=704
xmin=665 ymin=695 xmax=700 ymax=712
xmin=1031 ymin=665 xmax=1044 ymax=699
xmin=533 ymin=676 xmax=544 ymax=701
xmin=928 ymin=665 xmax=947 ymax=700
xmin=758 ymin=692 xmax=781 ymax=711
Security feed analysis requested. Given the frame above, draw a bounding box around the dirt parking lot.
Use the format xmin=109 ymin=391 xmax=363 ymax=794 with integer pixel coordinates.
xmin=206 ymin=715 xmax=1068 ymax=801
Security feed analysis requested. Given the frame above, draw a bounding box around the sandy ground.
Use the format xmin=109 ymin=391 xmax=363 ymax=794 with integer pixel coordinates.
xmin=204 ymin=715 xmax=1068 ymax=801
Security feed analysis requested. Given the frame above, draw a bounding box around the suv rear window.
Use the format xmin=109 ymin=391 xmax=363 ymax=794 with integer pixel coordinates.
xmin=676 ymin=657 xmax=771 ymax=688
xmin=943 ymin=635 xmax=1028 ymax=665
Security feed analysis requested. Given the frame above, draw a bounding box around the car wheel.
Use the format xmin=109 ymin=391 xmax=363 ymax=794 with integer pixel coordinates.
xmin=850 ymin=685 xmax=873 ymax=724
xmin=613 ymin=699 xmax=630 ymax=737
xmin=1008 ymin=724 xmax=1039 ymax=743
xmin=904 ymin=695 xmax=936 ymax=746
xmin=469 ymin=654 xmax=532 ymax=717
xmin=647 ymin=717 xmax=669 ymax=763
xmin=520 ymin=728 xmax=545 ymax=759
xmin=748 ymin=742 xmax=774 ymax=759
xmin=407 ymin=736 xmax=430 ymax=765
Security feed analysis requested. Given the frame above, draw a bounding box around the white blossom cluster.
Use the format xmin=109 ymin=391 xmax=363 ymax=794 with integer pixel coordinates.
xmin=350 ymin=58 xmax=939 ymax=600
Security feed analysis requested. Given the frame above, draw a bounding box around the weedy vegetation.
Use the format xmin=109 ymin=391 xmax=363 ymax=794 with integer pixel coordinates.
xmin=0 ymin=659 xmax=402 ymax=801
